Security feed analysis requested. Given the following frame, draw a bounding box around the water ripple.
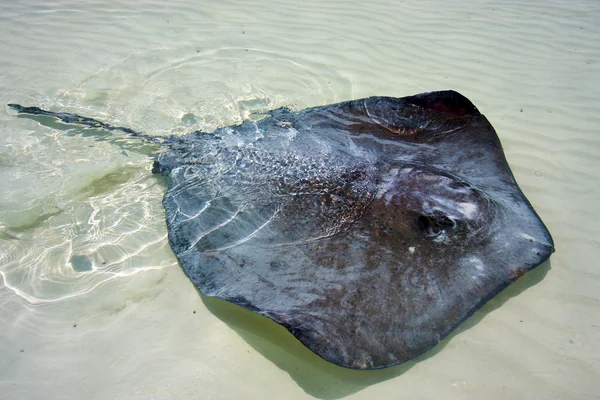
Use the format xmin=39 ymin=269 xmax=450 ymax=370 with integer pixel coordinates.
xmin=57 ymin=46 xmax=357 ymax=134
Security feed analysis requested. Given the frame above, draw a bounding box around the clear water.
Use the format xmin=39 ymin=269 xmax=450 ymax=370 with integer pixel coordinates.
xmin=0 ymin=1 xmax=598 ymax=399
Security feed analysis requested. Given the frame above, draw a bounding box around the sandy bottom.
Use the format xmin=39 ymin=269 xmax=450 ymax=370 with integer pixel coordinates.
xmin=0 ymin=1 xmax=598 ymax=399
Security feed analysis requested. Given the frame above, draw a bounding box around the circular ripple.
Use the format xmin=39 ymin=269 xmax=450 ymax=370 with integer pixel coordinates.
xmin=57 ymin=46 xmax=357 ymax=134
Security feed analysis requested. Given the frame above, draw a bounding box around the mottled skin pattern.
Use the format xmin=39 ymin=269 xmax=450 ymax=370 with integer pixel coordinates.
xmin=9 ymin=91 xmax=554 ymax=369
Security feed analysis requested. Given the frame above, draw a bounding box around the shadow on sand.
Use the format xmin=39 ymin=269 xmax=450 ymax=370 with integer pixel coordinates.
xmin=201 ymin=260 xmax=551 ymax=399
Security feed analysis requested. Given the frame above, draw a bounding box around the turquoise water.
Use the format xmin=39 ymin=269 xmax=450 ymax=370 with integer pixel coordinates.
xmin=1 ymin=1 xmax=598 ymax=399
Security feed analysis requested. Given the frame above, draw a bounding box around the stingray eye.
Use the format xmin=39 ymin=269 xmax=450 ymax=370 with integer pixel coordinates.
xmin=418 ymin=215 xmax=455 ymax=237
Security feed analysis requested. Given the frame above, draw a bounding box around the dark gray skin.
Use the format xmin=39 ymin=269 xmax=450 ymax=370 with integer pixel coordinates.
xmin=8 ymin=91 xmax=554 ymax=369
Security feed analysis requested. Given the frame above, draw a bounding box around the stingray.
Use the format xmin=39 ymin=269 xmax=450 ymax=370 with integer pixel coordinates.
xmin=8 ymin=90 xmax=554 ymax=369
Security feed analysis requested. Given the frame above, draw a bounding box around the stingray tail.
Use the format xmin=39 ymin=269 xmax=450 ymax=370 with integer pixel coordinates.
xmin=7 ymin=103 xmax=163 ymax=144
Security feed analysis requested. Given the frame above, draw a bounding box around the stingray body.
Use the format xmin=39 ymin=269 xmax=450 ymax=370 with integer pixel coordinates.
xmin=9 ymin=91 xmax=554 ymax=369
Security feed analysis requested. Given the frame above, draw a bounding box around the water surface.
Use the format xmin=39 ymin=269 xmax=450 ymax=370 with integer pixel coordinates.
xmin=1 ymin=1 xmax=599 ymax=399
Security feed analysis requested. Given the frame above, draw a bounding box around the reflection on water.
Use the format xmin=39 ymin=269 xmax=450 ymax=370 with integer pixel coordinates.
xmin=0 ymin=164 xmax=169 ymax=303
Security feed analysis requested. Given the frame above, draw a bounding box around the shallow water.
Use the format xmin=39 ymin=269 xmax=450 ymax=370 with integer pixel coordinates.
xmin=0 ymin=1 xmax=599 ymax=399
